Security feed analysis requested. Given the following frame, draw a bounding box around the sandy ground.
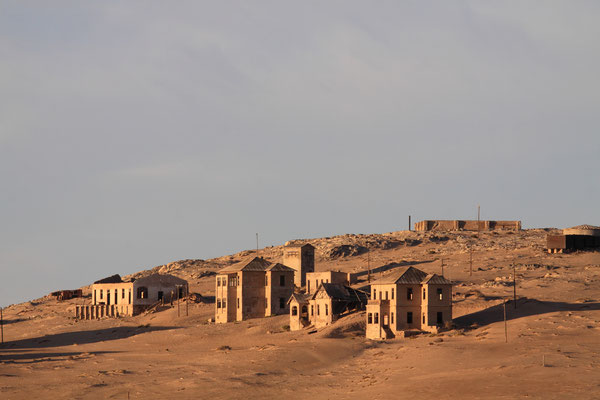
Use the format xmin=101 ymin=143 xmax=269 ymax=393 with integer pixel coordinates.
xmin=1 ymin=229 xmax=600 ymax=399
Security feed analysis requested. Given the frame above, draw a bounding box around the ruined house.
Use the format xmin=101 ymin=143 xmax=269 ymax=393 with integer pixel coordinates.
xmin=215 ymin=257 xmax=295 ymax=323
xmin=414 ymin=220 xmax=521 ymax=232
xmin=282 ymin=242 xmax=315 ymax=287
xmin=305 ymin=270 xmax=353 ymax=294
xmin=365 ymin=266 xmax=452 ymax=339
xmin=289 ymin=283 xmax=369 ymax=330
xmin=50 ymin=289 xmax=82 ymax=301
xmin=75 ymin=273 xmax=189 ymax=320
xmin=547 ymin=225 xmax=600 ymax=253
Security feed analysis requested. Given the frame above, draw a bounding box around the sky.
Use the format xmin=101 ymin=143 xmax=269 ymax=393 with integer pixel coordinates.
xmin=1 ymin=1 xmax=599 ymax=307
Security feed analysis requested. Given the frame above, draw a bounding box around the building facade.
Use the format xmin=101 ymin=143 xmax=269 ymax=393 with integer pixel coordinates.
xmin=76 ymin=274 xmax=188 ymax=319
xmin=365 ymin=267 xmax=452 ymax=339
xmin=305 ymin=270 xmax=352 ymax=294
xmin=414 ymin=220 xmax=521 ymax=232
xmin=215 ymin=257 xmax=295 ymax=324
xmin=282 ymin=243 xmax=315 ymax=287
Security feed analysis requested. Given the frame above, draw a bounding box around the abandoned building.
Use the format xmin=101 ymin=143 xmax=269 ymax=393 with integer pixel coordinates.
xmin=305 ymin=270 xmax=353 ymax=294
xmin=547 ymin=225 xmax=600 ymax=253
xmin=50 ymin=289 xmax=82 ymax=301
xmin=365 ymin=266 xmax=452 ymax=339
xmin=215 ymin=256 xmax=295 ymax=323
xmin=414 ymin=220 xmax=521 ymax=232
xmin=289 ymin=283 xmax=369 ymax=330
xmin=75 ymin=273 xmax=189 ymax=320
xmin=282 ymin=242 xmax=315 ymax=287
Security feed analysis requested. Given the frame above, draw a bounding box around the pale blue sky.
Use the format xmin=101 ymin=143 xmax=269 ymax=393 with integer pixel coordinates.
xmin=1 ymin=1 xmax=599 ymax=306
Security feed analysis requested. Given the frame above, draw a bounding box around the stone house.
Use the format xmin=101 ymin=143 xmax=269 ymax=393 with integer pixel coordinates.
xmin=288 ymin=283 xmax=369 ymax=330
xmin=305 ymin=270 xmax=352 ymax=294
xmin=76 ymin=273 xmax=189 ymax=319
xmin=215 ymin=257 xmax=295 ymax=323
xmin=282 ymin=242 xmax=315 ymax=287
xmin=365 ymin=266 xmax=452 ymax=339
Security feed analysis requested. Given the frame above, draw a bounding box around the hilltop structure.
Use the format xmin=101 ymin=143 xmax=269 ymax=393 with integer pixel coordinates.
xmin=414 ymin=220 xmax=521 ymax=232
xmin=546 ymin=225 xmax=600 ymax=253
xmin=76 ymin=274 xmax=188 ymax=319
xmin=282 ymin=242 xmax=315 ymax=287
xmin=289 ymin=283 xmax=369 ymax=330
xmin=215 ymin=257 xmax=295 ymax=323
xmin=366 ymin=266 xmax=452 ymax=339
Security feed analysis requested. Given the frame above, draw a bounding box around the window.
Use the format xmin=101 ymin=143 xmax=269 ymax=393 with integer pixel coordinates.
xmin=437 ymin=288 xmax=443 ymax=300
xmin=114 ymin=289 xmax=118 ymax=303
xmin=325 ymin=304 xmax=329 ymax=316
xmin=222 ymin=299 xmax=226 ymax=308
xmin=100 ymin=290 xmax=103 ymax=299
xmin=158 ymin=291 xmax=164 ymax=301
xmin=374 ymin=313 xmax=379 ymax=324
xmin=423 ymin=313 xmax=426 ymax=324
xmin=407 ymin=312 xmax=413 ymax=324
xmin=122 ymin=289 xmax=125 ymax=299
xmin=385 ymin=291 xmax=388 ymax=300
xmin=236 ymin=276 xmax=240 ymax=285
xmin=137 ymin=287 xmax=148 ymax=299
xmin=407 ymin=288 xmax=413 ymax=300
xmin=317 ymin=304 xmax=320 ymax=316
xmin=307 ymin=281 xmax=311 ymax=293
xmin=280 ymin=275 xmax=285 ymax=287
xmin=265 ymin=275 xmax=268 ymax=286
xmin=391 ymin=312 xmax=394 ymax=324
xmin=217 ymin=278 xmax=221 ymax=287
xmin=93 ymin=290 xmax=96 ymax=303
xmin=437 ymin=312 xmax=443 ymax=324
xmin=279 ymin=297 xmax=285 ymax=309
xmin=128 ymin=290 xmax=131 ymax=304
xmin=423 ymin=288 xmax=426 ymax=300
xmin=292 ymin=306 xmax=298 ymax=316
xmin=265 ymin=298 xmax=268 ymax=308
xmin=391 ymin=288 xmax=394 ymax=300
xmin=373 ymin=289 xmax=377 ymax=299
xmin=217 ymin=299 xmax=221 ymax=308
xmin=311 ymin=305 xmax=314 ymax=316
xmin=368 ymin=313 xmax=373 ymax=324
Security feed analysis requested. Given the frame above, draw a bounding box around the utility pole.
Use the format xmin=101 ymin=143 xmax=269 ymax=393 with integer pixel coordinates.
xmin=513 ymin=264 xmax=517 ymax=309
xmin=256 ymin=233 xmax=259 ymax=256
xmin=503 ymin=299 xmax=508 ymax=343
xmin=408 ymin=215 xmax=411 ymax=231
xmin=367 ymin=250 xmax=371 ymax=283
xmin=469 ymin=248 xmax=473 ymax=277
xmin=477 ymin=205 xmax=481 ymax=237
xmin=1 ymin=307 xmax=3 ymax=344
xmin=177 ymin=286 xmax=180 ymax=317
xmin=185 ymin=286 xmax=189 ymax=317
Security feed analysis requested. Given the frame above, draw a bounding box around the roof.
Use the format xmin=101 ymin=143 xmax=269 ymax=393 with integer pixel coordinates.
xmin=312 ymin=283 xmax=369 ymax=303
xmin=287 ymin=292 xmax=311 ymax=305
xmin=266 ymin=263 xmax=296 ymax=272
xmin=421 ymin=274 xmax=452 ymax=285
xmin=370 ymin=266 xmax=428 ymax=285
xmin=284 ymin=242 xmax=315 ymax=249
xmin=568 ymin=225 xmax=600 ymax=230
xmin=220 ymin=257 xmax=272 ymax=272
xmin=94 ymin=274 xmax=123 ymax=284
xmin=134 ymin=274 xmax=188 ymax=286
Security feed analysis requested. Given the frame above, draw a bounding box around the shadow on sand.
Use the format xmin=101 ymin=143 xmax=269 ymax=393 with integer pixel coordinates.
xmin=454 ymin=298 xmax=600 ymax=329
xmin=0 ymin=350 xmax=118 ymax=364
xmin=0 ymin=325 xmax=179 ymax=350
xmin=0 ymin=318 xmax=27 ymax=325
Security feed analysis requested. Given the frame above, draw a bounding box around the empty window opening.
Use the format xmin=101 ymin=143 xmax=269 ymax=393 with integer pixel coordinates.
xmin=374 ymin=313 xmax=379 ymax=324
xmin=178 ymin=286 xmax=184 ymax=298
xmin=222 ymin=299 xmax=226 ymax=308
xmin=137 ymin=287 xmax=148 ymax=299
xmin=407 ymin=312 xmax=413 ymax=324
xmin=437 ymin=312 xmax=443 ymax=324
xmin=437 ymin=288 xmax=443 ymax=300
xmin=279 ymin=297 xmax=285 ymax=309
xmin=217 ymin=278 xmax=221 ymax=287
xmin=280 ymin=275 xmax=285 ymax=286
xmin=100 ymin=290 xmax=103 ymax=299
xmin=423 ymin=288 xmax=426 ymax=299
xmin=265 ymin=275 xmax=268 ymax=286
xmin=368 ymin=313 xmax=373 ymax=324
xmin=407 ymin=288 xmax=413 ymax=300
xmin=391 ymin=288 xmax=394 ymax=300
xmin=311 ymin=305 xmax=314 ymax=316
xmin=237 ymin=298 xmax=240 ymax=308
xmin=122 ymin=289 xmax=125 ymax=299
xmin=317 ymin=305 xmax=320 ymax=316
xmin=385 ymin=291 xmax=388 ymax=300
xmin=423 ymin=313 xmax=425 ymax=324
xmin=391 ymin=312 xmax=394 ymax=324
xmin=373 ymin=289 xmax=377 ymax=299
xmin=217 ymin=299 xmax=221 ymax=309
xmin=292 ymin=306 xmax=298 ymax=316
xmin=157 ymin=291 xmax=164 ymax=301
xmin=325 ymin=304 xmax=329 ymax=316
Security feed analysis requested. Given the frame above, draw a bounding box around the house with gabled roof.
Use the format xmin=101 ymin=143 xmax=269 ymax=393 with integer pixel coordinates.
xmin=215 ymin=256 xmax=295 ymax=323
xmin=288 ymin=282 xmax=369 ymax=330
xmin=366 ymin=266 xmax=452 ymax=339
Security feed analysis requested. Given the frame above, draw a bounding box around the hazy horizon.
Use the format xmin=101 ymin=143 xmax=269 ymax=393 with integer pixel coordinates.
xmin=1 ymin=1 xmax=599 ymax=307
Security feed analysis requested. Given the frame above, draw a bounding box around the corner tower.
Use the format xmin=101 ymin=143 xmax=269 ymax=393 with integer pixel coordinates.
xmin=282 ymin=242 xmax=315 ymax=287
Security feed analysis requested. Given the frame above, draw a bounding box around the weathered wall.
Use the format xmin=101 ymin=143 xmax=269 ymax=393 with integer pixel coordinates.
xmin=283 ymin=246 xmax=315 ymax=287
xmin=414 ymin=220 xmax=521 ymax=231
xmin=266 ymin=270 xmax=294 ymax=316
xmin=306 ymin=271 xmax=349 ymax=294
xmin=240 ymin=271 xmax=266 ymax=321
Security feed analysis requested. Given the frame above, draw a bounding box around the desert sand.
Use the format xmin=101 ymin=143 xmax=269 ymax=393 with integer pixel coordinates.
xmin=1 ymin=229 xmax=599 ymax=399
